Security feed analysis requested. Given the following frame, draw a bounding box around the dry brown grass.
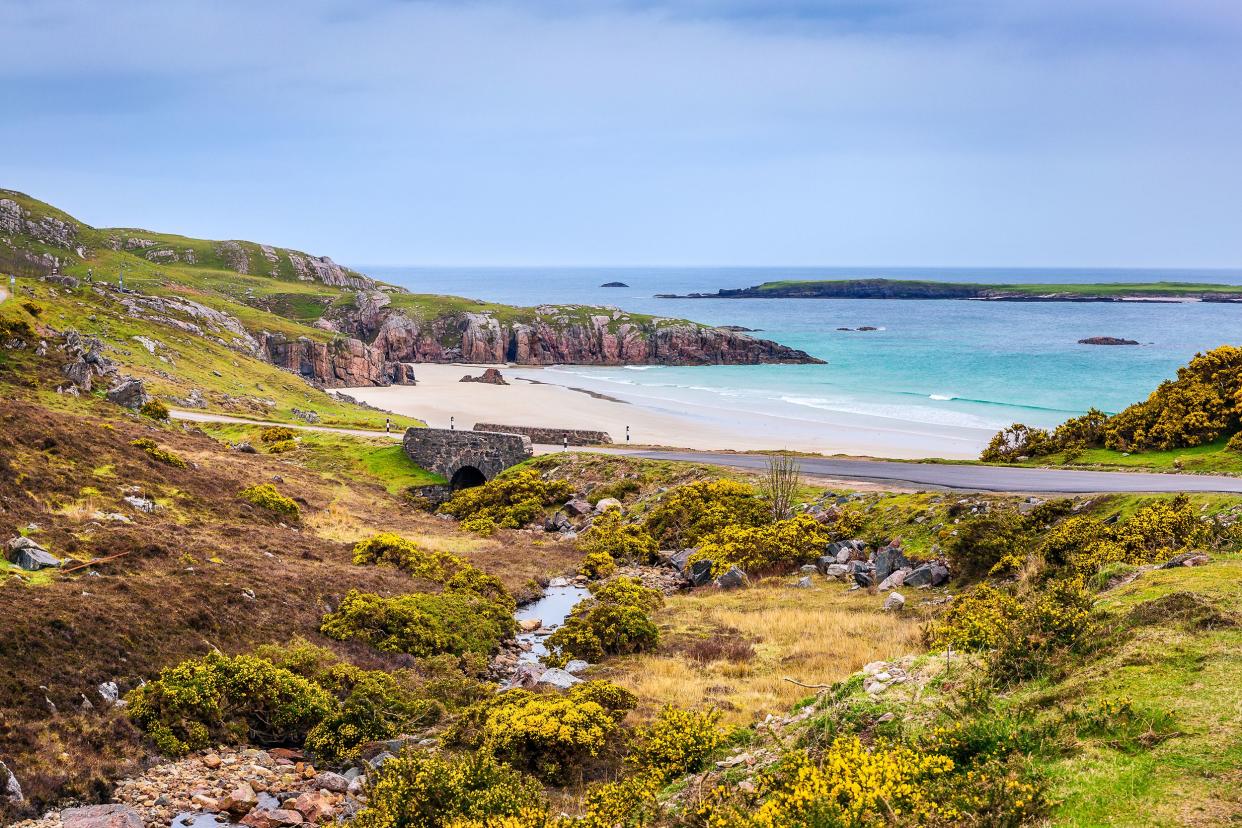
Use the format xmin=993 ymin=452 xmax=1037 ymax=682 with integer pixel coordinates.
xmin=596 ymin=579 xmax=926 ymax=725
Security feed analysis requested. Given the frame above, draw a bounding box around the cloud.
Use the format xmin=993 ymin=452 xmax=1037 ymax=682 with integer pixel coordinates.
xmin=1 ymin=0 xmax=1239 ymax=266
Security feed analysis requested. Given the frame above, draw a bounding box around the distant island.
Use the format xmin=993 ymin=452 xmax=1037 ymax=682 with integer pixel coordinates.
xmin=600 ymin=281 xmax=629 ymax=287
xmin=658 ymin=278 xmax=1242 ymax=303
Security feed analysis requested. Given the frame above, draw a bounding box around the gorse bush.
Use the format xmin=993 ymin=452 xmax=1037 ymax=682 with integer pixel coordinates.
xmin=690 ymin=513 xmax=832 ymax=576
xmin=126 ymin=652 xmax=333 ymax=757
xmin=259 ymin=426 xmax=297 ymax=443
xmin=130 ymin=437 xmax=187 ymax=469
xmin=1041 ymin=495 xmax=1210 ymax=576
xmin=642 ymin=479 xmax=769 ymax=548
xmin=352 ymin=750 xmax=549 ymax=828
xmin=128 ymin=641 xmax=470 ymax=764
xmin=578 ymin=509 xmax=658 ymax=565
xmin=353 ymin=533 xmax=456 ymax=580
xmin=439 ymin=469 xmax=573 ymax=533
xmin=239 ymin=483 xmax=299 ymax=519
xmin=982 ymin=347 xmax=1242 ymax=457
xmin=321 ymin=589 xmax=515 ymax=658
xmin=629 ymin=705 xmax=726 ymax=783
xmin=545 ymin=577 xmax=662 ymax=664
xmin=266 ymin=438 xmax=297 ymax=454
xmin=139 ymin=399 xmax=170 ymax=421
xmin=586 ymin=479 xmax=641 ymax=506
xmin=447 ymin=681 xmax=636 ymax=784
xmin=578 ymin=549 xmax=617 ymax=579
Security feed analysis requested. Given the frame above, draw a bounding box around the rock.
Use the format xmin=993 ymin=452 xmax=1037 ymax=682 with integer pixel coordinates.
xmin=291 ymin=791 xmax=336 ymax=823
xmin=517 ymin=618 xmax=542 ymax=633
xmin=459 ymin=368 xmax=508 ymax=385
xmin=824 ymin=563 xmax=849 ymax=579
xmin=929 ymin=562 xmax=950 ymax=585
xmin=291 ymin=408 xmax=319 ymax=424
xmin=203 ymin=753 xmax=223 ymax=769
xmin=537 ymin=667 xmax=583 ymax=689
xmin=240 ymin=808 xmax=303 ymax=828
xmin=792 ymin=576 xmax=813 ymax=589
xmin=1160 ymin=551 xmax=1211 ymax=568
xmin=689 ymin=559 xmax=715 ymax=587
xmin=904 ymin=564 xmax=934 ymax=588
xmin=220 ymin=781 xmax=259 ymax=816
xmin=1078 ymin=336 xmax=1140 ymax=346
xmin=61 ymin=804 xmax=144 ymax=828
xmin=799 ymin=564 xmax=818 ymax=575
xmin=544 ymin=511 xmax=573 ymax=533
xmin=105 ymin=376 xmax=149 ymax=409
xmin=563 ymin=498 xmax=592 ymax=517
xmin=564 ymin=659 xmax=590 ymax=675
xmin=98 ymin=681 xmax=121 ymax=706
xmin=594 ymin=497 xmax=623 ymax=513
xmin=854 ymin=571 xmax=873 ymax=588
xmin=662 ymin=548 xmax=693 ymax=571
xmin=883 ymin=592 xmax=906 ymax=612
xmin=873 ymin=545 xmax=910 ymax=581
xmin=511 ymin=663 xmax=547 ymax=689
xmin=877 ymin=569 xmax=907 ymax=591
xmin=6 ymin=536 xmax=61 ymax=570
xmin=715 ymin=567 xmax=748 ymax=590
xmin=234 ymin=442 xmax=258 ymax=454
xmin=600 ymin=281 xmax=629 ymax=287
xmin=1 ymin=759 xmax=22 ymax=804
xmin=122 ymin=495 xmax=157 ymax=513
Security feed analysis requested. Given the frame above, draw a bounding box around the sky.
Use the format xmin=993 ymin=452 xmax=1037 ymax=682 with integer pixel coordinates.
xmin=2 ymin=0 xmax=1240 ymax=268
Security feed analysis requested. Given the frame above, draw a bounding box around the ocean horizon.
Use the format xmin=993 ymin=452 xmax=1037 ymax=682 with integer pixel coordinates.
xmin=361 ymin=266 xmax=1242 ymax=446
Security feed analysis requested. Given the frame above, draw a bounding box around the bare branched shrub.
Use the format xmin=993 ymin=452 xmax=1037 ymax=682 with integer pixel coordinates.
xmin=761 ymin=453 xmax=801 ymax=521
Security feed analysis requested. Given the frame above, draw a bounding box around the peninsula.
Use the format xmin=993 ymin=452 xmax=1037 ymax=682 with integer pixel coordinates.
xmin=660 ymin=277 xmax=1242 ymax=302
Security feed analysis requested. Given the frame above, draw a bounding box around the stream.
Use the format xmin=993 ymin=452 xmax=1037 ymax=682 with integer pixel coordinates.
xmin=513 ymin=580 xmax=590 ymax=665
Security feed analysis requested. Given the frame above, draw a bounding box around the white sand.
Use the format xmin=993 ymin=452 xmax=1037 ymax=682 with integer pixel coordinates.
xmin=341 ymin=364 xmax=993 ymax=459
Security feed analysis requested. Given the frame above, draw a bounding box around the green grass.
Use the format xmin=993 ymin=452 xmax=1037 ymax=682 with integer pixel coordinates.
xmin=1013 ymin=438 xmax=1242 ymax=476
xmin=200 ymin=424 xmax=444 ymax=492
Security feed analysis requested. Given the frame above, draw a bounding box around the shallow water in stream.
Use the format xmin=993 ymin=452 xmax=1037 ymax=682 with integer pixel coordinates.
xmin=513 ymin=583 xmax=590 ymax=665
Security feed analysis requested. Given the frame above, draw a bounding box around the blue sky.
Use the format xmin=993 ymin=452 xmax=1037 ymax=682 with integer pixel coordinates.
xmin=2 ymin=0 xmax=1240 ymax=267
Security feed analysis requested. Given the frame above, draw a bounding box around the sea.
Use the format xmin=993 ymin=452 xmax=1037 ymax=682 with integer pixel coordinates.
xmin=361 ymin=266 xmax=1242 ymax=436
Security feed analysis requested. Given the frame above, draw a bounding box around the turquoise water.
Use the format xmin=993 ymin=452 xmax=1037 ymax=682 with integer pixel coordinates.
xmin=364 ymin=267 xmax=1242 ymax=433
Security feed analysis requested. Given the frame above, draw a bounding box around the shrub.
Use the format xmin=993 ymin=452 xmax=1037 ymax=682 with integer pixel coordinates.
xmin=587 ymin=479 xmax=641 ymax=506
xmin=444 ymin=565 xmax=516 ymax=613
xmin=690 ymin=513 xmax=830 ymax=576
xmin=942 ymin=507 xmax=1033 ymax=580
xmin=579 ymin=549 xmax=617 ymax=580
xmin=1104 ymin=346 xmax=1242 ymax=450
xmin=126 ymin=652 xmax=333 ymax=757
xmin=130 ymin=437 xmax=187 ymax=469
xmin=579 ymin=509 xmax=659 ymax=565
xmin=439 ymin=469 xmax=573 ymax=532
xmin=629 ymin=705 xmax=725 ymax=783
xmin=239 ymin=483 xmax=299 ymax=519
xmin=1042 ymin=496 xmax=1210 ymax=576
xmin=266 ymin=439 xmax=297 ymax=454
xmin=304 ymin=669 xmax=441 ymax=764
xmin=352 ymin=750 xmax=548 ymax=828
xmin=259 ymin=426 xmax=297 ymax=443
xmin=353 ymin=533 xmax=456 ymax=580
xmin=643 ymin=479 xmax=769 ymax=548
xmin=1228 ymin=432 xmax=1242 ymax=452
xmin=20 ymin=300 xmax=42 ymax=317
xmin=321 ymin=589 xmax=515 ymax=658
xmin=698 ymin=740 xmax=958 ymax=827
xmin=929 ymin=578 xmax=1092 ymax=683
xmin=140 ymin=399 xmax=170 ymax=421
xmin=546 ymin=577 xmax=663 ymax=664
xmin=979 ymin=423 xmax=1054 ymax=463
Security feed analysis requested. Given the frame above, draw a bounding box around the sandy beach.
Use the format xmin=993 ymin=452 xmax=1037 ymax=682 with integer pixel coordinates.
xmin=341 ymin=364 xmax=994 ymax=459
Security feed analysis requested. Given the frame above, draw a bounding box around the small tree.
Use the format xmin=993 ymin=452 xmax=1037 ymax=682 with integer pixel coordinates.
xmin=761 ymin=453 xmax=801 ymax=521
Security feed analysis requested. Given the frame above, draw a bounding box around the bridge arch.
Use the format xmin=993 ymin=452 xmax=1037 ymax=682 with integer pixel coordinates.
xmin=402 ymin=428 xmax=533 ymax=484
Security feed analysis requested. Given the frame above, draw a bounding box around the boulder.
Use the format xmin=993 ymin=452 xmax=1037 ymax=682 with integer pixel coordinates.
xmin=1 ymin=760 xmax=22 ymax=804
xmin=123 ymin=495 xmax=157 ymax=513
xmin=814 ymin=555 xmax=837 ymax=574
xmin=1160 ymin=552 xmax=1211 ymax=569
xmin=662 ymin=548 xmax=693 ymax=571
xmin=873 ymin=546 xmax=911 ymax=581
xmin=563 ymin=498 xmax=593 ymax=517
xmin=882 ymin=592 xmax=906 ymax=612
xmin=61 ymin=804 xmax=143 ymax=828
xmin=792 ymin=576 xmax=813 ymax=589
xmin=905 ymin=562 xmax=950 ymax=588
xmin=854 ymin=571 xmax=873 ymax=588
xmin=311 ymin=771 xmax=350 ymax=793
xmin=240 ymin=809 xmax=303 ymax=828
xmin=594 ymin=497 xmax=623 ymax=513
xmin=106 ymin=377 xmax=149 ymax=409
xmin=291 ymin=790 xmax=337 ymax=823
xmin=877 ymin=569 xmax=907 ymax=591
xmin=459 ymin=368 xmax=508 ymax=385
xmin=544 ymin=511 xmax=572 ymax=533
xmin=537 ymin=667 xmax=583 ymax=689
xmin=511 ymin=662 xmax=546 ymax=689
xmin=234 ymin=442 xmax=258 ymax=454
xmin=564 ymin=659 xmax=590 ymax=674
xmin=6 ymin=536 xmax=60 ymax=570
xmin=824 ymin=563 xmax=850 ymax=579
xmin=689 ymin=560 xmax=715 ymax=587
xmin=715 ymin=567 xmax=748 ymax=590
xmin=220 ymin=782 xmax=259 ymax=816
xmin=517 ymin=618 xmax=542 ymax=633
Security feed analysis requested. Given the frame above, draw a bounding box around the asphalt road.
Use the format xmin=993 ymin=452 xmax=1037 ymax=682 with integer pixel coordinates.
xmin=613 ymin=449 xmax=1242 ymax=494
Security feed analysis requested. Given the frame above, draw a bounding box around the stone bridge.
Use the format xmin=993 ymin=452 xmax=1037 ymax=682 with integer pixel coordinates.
xmin=402 ymin=427 xmax=533 ymax=489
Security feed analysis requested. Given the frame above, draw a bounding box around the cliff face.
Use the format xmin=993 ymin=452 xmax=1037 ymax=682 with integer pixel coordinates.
xmin=339 ymin=297 xmax=822 ymax=368
xmin=257 ymin=332 xmax=416 ymax=388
